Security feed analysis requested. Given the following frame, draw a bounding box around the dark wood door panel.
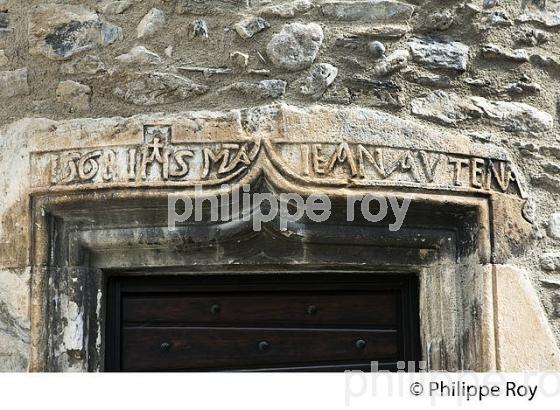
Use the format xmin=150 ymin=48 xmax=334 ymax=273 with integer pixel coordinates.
xmin=106 ymin=273 xmax=420 ymax=372
xmin=122 ymin=291 xmax=398 ymax=326
xmin=121 ymin=327 xmax=398 ymax=371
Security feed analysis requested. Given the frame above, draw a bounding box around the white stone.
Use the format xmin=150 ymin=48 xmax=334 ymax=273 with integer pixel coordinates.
xmin=471 ymin=97 xmax=553 ymax=133
xmin=0 ymin=68 xmax=29 ymax=98
xmin=518 ymin=0 xmax=560 ymax=27
xmin=548 ymin=213 xmax=560 ymax=239
xmin=229 ymin=80 xmax=287 ymax=99
xmin=411 ymin=90 xmax=554 ymax=133
xmin=409 ymin=36 xmax=469 ymax=71
xmin=113 ymin=72 xmax=208 ymax=106
xmin=259 ymin=0 xmax=314 ymax=18
xmin=371 ymin=49 xmax=409 ymax=76
xmin=56 ymin=80 xmax=91 ymax=112
xmin=266 ymin=23 xmax=324 ymax=71
xmin=300 ymin=63 xmax=338 ymax=99
xmin=234 ymin=16 xmax=270 ymax=39
xmin=97 ymin=1 xmax=132 ymax=14
xmin=137 ymin=8 xmax=165 ymax=39
xmin=115 ymin=46 xmax=162 ymax=65
xmin=481 ymin=43 xmax=529 ymax=62
xmin=411 ymin=90 xmax=482 ymax=126
xmin=60 ymin=55 xmax=106 ymax=75
xmin=320 ymin=0 xmax=414 ymax=23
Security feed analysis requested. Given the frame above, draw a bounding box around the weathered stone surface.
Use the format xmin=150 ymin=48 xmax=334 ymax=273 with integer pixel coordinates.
xmin=60 ymin=55 xmax=106 ymax=75
xmin=113 ymin=72 xmax=208 ymax=106
xmin=518 ymin=0 xmax=560 ymax=27
xmin=494 ymin=265 xmax=560 ymax=370
xmin=345 ymin=76 xmax=405 ymax=107
xmin=229 ymin=80 xmax=287 ymax=99
xmin=408 ymin=37 xmax=469 ymax=71
xmin=487 ymin=10 xmax=512 ymax=26
xmin=548 ymin=213 xmax=560 ymax=240
xmin=29 ymin=5 xmax=122 ymax=60
xmin=371 ymin=49 xmax=409 ymax=76
xmin=96 ymin=1 xmax=132 ymax=15
xmin=234 ymin=16 xmax=269 ymax=39
xmin=320 ymin=0 xmax=414 ymax=23
xmin=191 ymin=19 xmax=209 ymax=39
xmin=0 ymin=11 xmax=7 ymax=30
xmin=542 ymin=253 xmax=560 ymax=272
xmin=530 ymin=52 xmax=560 ymax=69
xmin=175 ymin=0 xmax=250 ymax=15
xmin=115 ymin=46 xmax=162 ymax=65
xmin=532 ymin=174 xmax=560 ymax=192
xmin=259 ymin=0 xmax=314 ymax=18
xmin=481 ymin=44 xmax=529 ymax=63
xmin=266 ymin=23 xmax=324 ymax=71
xmin=56 ymin=80 xmax=91 ymax=113
xmin=300 ymin=63 xmax=338 ymax=99
xmin=137 ymin=8 xmax=165 ymax=39
xmin=368 ymin=41 xmax=386 ymax=59
xmin=230 ymin=51 xmax=249 ymax=68
xmin=0 ymin=49 xmax=7 ymax=67
xmin=515 ymin=27 xmax=549 ymax=46
xmin=0 ymin=68 xmax=28 ymax=98
xmin=471 ymin=97 xmax=553 ymax=133
xmin=411 ymin=91 xmax=553 ymax=132
xmin=428 ymin=10 xmax=454 ymax=31
xmin=409 ymin=72 xmax=452 ymax=88
xmin=504 ymin=80 xmax=541 ymax=95
xmin=411 ymin=90 xmax=482 ymax=126
xmin=0 ymin=268 xmax=30 ymax=372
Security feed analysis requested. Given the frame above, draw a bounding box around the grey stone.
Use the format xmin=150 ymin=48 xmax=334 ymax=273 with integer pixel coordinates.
xmin=234 ymin=16 xmax=270 ymax=39
xmin=300 ymin=63 xmax=338 ymax=99
xmin=464 ymin=77 xmax=488 ymax=87
xmin=504 ymin=80 xmax=541 ymax=95
xmin=192 ymin=19 xmax=209 ymax=39
xmin=137 ymin=8 xmax=165 ymax=39
xmin=368 ymin=41 xmax=386 ymax=59
xmin=266 ymin=23 xmax=324 ymax=71
xmin=0 ymin=11 xmax=7 ymax=29
xmin=410 ymin=72 xmax=452 ymax=88
xmin=411 ymin=90 xmax=483 ymax=126
xmin=113 ymin=72 xmax=208 ymax=106
xmin=259 ymin=0 xmax=314 ymax=18
xmin=115 ymin=46 xmax=162 ymax=65
xmin=428 ymin=10 xmax=454 ymax=31
xmin=548 ymin=213 xmax=560 ymax=240
xmin=515 ymin=27 xmax=549 ymax=46
xmin=483 ymin=0 xmax=499 ymax=8
xmin=229 ymin=80 xmax=287 ymax=99
xmin=488 ymin=11 xmax=512 ymax=26
xmin=320 ymin=0 xmax=414 ymax=23
xmin=481 ymin=44 xmax=529 ymax=62
xmin=541 ymin=253 xmax=560 ymax=271
xmin=408 ymin=37 xmax=469 ymax=71
xmin=60 ymin=55 xmax=106 ymax=75
xmin=29 ymin=5 xmax=123 ymax=60
xmin=518 ymin=0 xmax=560 ymax=27
xmin=0 ymin=68 xmax=29 ymax=98
xmin=470 ymin=97 xmax=553 ymax=133
xmin=371 ymin=49 xmax=409 ymax=76
xmin=175 ymin=0 xmax=250 ymax=15
xmin=543 ymin=162 xmax=560 ymax=175
xmin=56 ymin=80 xmax=91 ymax=113
xmin=96 ymin=1 xmax=132 ymax=14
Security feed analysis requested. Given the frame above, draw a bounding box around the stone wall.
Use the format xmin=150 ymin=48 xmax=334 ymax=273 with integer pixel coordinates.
xmin=1 ymin=0 xmax=560 ymax=371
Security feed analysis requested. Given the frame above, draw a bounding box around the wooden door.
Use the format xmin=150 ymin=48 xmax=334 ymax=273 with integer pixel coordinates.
xmin=105 ymin=273 xmax=420 ymax=372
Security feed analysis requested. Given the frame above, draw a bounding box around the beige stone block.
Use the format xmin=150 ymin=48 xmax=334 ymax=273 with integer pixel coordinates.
xmin=494 ymin=265 xmax=560 ymax=370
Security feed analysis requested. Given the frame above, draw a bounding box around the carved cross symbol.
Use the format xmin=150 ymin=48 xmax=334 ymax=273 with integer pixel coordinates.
xmin=146 ymin=137 xmax=164 ymax=164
